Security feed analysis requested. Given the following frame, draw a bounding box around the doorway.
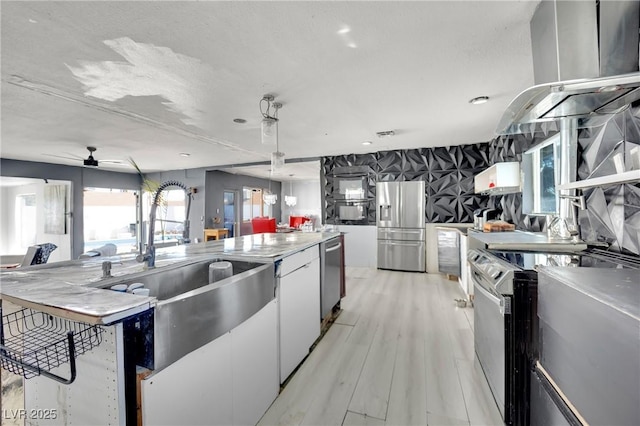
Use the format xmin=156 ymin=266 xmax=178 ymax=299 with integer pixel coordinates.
xmin=223 ymin=190 xmax=239 ymax=237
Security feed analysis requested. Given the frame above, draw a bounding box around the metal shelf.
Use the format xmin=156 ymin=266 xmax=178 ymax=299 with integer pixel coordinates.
xmin=557 ymin=170 xmax=640 ymax=190
xmin=1 ymin=308 xmax=104 ymax=384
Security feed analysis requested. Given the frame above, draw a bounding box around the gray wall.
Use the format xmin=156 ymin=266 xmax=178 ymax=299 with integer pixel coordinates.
xmin=1 ymin=159 xmax=140 ymax=258
xmin=1 ymin=160 xmax=286 ymax=257
xmin=205 ymin=171 xmax=282 ymax=236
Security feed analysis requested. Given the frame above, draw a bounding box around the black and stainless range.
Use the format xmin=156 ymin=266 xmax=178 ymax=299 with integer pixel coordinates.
xmin=468 ymin=248 xmax=640 ymax=426
xmin=468 ymin=248 xmax=536 ymax=426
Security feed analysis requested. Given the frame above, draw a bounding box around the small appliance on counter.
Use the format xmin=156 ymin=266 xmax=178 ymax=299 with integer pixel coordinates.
xmin=473 ymin=208 xmax=499 ymax=231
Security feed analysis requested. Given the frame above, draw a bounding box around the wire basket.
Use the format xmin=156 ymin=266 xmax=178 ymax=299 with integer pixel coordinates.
xmin=1 ymin=308 xmax=104 ymax=384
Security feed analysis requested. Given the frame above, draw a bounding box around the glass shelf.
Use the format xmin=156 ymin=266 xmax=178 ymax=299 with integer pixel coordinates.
xmin=557 ymin=170 xmax=640 ymax=190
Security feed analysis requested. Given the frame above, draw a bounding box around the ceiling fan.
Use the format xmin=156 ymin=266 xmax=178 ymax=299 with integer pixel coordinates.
xmin=44 ymin=146 xmax=127 ymax=168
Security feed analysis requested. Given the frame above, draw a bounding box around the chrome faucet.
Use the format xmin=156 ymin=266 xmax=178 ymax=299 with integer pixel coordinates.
xmin=554 ymin=193 xmax=587 ymax=241
xmin=559 ymin=193 xmax=586 ymax=211
xmin=102 ymin=261 xmax=112 ymax=278
xmin=137 ymin=180 xmax=192 ymax=269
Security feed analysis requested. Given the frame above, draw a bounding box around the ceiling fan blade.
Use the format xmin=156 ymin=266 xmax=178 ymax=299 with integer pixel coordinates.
xmin=43 ymin=153 xmax=83 ymax=161
xmin=98 ymin=161 xmax=132 ymax=168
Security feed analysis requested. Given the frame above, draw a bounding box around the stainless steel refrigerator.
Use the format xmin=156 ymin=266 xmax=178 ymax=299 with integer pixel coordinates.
xmin=376 ymin=181 xmax=426 ymax=272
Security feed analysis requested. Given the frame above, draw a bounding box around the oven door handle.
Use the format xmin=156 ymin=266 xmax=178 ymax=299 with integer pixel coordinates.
xmin=473 ymin=278 xmax=503 ymax=307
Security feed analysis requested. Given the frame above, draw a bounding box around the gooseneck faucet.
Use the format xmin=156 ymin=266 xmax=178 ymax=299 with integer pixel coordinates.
xmin=137 ymin=180 xmax=192 ymax=268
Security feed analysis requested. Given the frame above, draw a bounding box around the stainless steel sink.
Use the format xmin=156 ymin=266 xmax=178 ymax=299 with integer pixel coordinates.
xmin=96 ymin=257 xmax=275 ymax=371
xmin=98 ymin=258 xmax=266 ymax=301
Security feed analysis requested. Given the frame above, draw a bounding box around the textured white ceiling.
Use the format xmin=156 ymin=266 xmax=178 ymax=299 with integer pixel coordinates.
xmin=1 ymin=1 xmax=540 ymax=176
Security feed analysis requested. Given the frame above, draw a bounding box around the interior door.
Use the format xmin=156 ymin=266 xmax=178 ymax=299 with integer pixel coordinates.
xmin=223 ymin=190 xmax=238 ymax=237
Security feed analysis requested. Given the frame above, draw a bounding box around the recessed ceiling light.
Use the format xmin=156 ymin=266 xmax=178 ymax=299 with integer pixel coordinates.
xmin=179 ymin=153 xmax=190 ymax=157
xmin=337 ymin=27 xmax=351 ymax=34
xmin=233 ymin=118 xmax=247 ymax=124
xmin=376 ymin=130 xmax=395 ymax=138
xmin=469 ymin=96 xmax=489 ymax=105
xmin=362 ymin=141 xmax=372 ymax=145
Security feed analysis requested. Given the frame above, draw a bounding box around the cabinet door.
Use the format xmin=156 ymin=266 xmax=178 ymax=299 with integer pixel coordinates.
xmin=231 ymin=300 xmax=278 ymax=426
xmin=279 ymin=257 xmax=320 ymax=383
xmin=141 ymin=332 xmax=233 ymax=426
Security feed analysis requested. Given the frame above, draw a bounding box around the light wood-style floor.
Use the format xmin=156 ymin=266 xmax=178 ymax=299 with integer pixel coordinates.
xmin=259 ymin=268 xmax=503 ymax=426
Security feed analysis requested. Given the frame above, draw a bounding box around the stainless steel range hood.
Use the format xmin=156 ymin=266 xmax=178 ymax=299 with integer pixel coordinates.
xmin=496 ymin=73 xmax=640 ymax=135
xmin=496 ymin=0 xmax=640 ymax=135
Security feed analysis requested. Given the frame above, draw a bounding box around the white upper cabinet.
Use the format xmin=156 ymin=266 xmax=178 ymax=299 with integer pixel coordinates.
xmin=474 ymin=162 xmax=521 ymax=195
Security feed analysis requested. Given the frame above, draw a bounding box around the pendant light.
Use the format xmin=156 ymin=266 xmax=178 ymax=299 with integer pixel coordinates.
xmin=260 ymin=94 xmax=285 ymax=169
xmin=285 ymin=179 xmax=297 ymax=207
xmin=260 ymin=95 xmax=280 ymax=145
xmin=263 ymin=162 xmax=277 ymax=205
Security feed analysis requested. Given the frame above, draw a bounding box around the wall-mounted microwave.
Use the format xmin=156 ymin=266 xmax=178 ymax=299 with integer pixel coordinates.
xmin=331 ymin=166 xmax=370 ymax=201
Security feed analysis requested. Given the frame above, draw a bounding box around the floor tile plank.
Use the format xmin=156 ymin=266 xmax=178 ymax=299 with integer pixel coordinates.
xmin=385 ymin=335 xmax=428 ymax=426
xmin=258 ymin=324 xmax=353 ymax=426
xmin=455 ymin=358 xmax=504 ymax=426
xmin=347 ymin=274 xmax=403 ymax=419
xmin=424 ymin=277 xmax=470 ymax=422
xmin=427 ymin=412 xmax=471 ymax=426
xmin=342 ymin=411 xmax=386 ymax=426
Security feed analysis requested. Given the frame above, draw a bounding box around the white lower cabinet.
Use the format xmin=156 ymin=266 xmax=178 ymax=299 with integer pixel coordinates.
xmin=279 ymin=246 xmax=321 ymax=383
xmin=141 ymin=331 xmax=233 ymax=426
xmin=141 ymin=300 xmax=278 ymax=426
xmin=231 ymin=299 xmax=278 ymax=426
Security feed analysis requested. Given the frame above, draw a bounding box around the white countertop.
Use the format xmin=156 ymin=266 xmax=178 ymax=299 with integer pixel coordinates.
xmin=0 ymin=232 xmax=339 ymax=324
xmin=467 ymin=229 xmax=587 ymax=252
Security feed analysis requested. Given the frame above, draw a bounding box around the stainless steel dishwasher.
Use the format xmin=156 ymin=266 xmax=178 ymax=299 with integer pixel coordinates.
xmin=320 ymin=237 xmax=342 ymax=319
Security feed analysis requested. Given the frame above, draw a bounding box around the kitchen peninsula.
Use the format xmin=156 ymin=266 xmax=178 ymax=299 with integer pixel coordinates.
xmin=0 ymin=232 xmax=342 ymax=426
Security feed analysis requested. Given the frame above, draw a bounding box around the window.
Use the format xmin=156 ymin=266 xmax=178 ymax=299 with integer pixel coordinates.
xmin=84 ymin=188 xmax=139 ymax=254
xmin=142 ymin=189 xmax=187 ymax=244
xmin=522 ymin=134 xmax=559 ymax=215
xmin=15 ymin=194 xmax=37 ymax=250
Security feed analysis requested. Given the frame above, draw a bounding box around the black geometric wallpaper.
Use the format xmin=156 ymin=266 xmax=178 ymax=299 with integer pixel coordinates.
xmin=321 ymin=105 xmax=640 ymax=254
xmin=322 ymin=144 xmax=490 ymax=224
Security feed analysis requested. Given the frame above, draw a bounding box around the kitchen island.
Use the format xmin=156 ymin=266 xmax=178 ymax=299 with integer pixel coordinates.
xmin=0 ymin=232 xmax=341 ymax=426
